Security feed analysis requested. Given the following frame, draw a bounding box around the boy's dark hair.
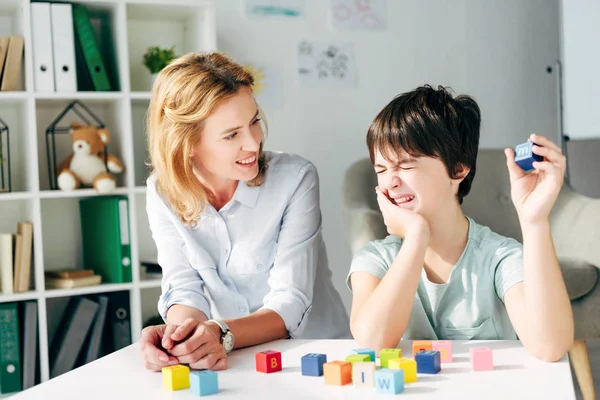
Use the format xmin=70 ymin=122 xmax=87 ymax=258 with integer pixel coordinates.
xmin=367 ymin=84 xmax=481 ymax=204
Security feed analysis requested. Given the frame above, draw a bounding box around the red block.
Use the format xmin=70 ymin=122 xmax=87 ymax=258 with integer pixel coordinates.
xmin=255 ymin=350 xmax=282 ymax=373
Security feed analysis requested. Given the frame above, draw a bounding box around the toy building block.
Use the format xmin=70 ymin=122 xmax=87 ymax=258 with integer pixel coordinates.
xmin=352 ymin=348 xmax=376 ymax=362
xmin=432 ymin=340 xmax=453 ymax=363
xmin=352 ymin=361 xmax=376 ymax=387
xmin=514 ymin=141 xmax=543 ymax=172
xmin=162 ymin=364 xmax=190 ymax=391
xmin=412 ymin=340 xmax=432 ymax=358
xmin=190 ymin=370 xmax=218 ymax=396
xmin=388 ymin=357 xmax=417 ymax=383
xmin=375 ymin=369 xmax=404 ymax=395
xmin=379 ymin=348 xmax=402 ymax=368
xmin=415 ymin=350 xmax=441 ymax=374
xmin=301 ymin=353 xmax=327 ymax=376
xmin=470 ymin=347 xmax=494 ymax=371
xmin=255 ymin=350 xmax=282 ymax=373
xmin=345 ymin=353 xmax=371 ymax=365
xmin=323 ymin=361 xmax=352 ymax=386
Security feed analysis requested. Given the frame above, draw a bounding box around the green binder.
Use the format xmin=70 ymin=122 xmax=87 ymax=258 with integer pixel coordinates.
xmin=79 ymin=196 xmax=132 ymax=284
xmin=72 ymin=4 xmax=112 ymax=91
xmin=0 ymin=302 xmax=21 ymax=394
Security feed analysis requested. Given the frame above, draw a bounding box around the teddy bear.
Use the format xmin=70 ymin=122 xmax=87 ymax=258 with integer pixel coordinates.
xmin=56 ymin=121 xmax=124 ymax=194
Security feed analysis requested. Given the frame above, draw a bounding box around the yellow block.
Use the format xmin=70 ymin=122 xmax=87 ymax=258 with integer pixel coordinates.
xmin=388 ymin=357 xmax=417 ymax=383
xmin=162 ymin=364 xmax=190 ymax=390
xmin=379 ymin=348 xmax=402 ymax=368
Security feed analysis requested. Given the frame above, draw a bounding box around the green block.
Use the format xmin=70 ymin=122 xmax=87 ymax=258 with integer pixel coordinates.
xmin=380 ymin=349 xmax=402 ymax=368
xmin=345 ymin=354 xmax=370 ymax=365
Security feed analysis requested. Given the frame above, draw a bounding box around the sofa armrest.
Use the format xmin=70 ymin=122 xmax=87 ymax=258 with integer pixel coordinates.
xmin=342 ymin=158 xmax=387 ymax=254
xmin=550 ymin=185 xmax=600 ymax=269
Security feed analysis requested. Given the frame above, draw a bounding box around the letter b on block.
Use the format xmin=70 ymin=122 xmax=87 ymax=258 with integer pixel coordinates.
xmin=255 ymin=350 xmax=282 ymax=373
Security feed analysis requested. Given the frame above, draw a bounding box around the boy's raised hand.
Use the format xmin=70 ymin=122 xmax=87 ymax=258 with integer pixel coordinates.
xmin=375 ymin=186 xmax=430 ymax=239
xmin=504 ymin=134 xmax=566 ymax=225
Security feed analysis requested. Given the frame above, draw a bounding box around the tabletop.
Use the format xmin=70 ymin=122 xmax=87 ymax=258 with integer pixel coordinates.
xmin=10 ymin=339 xmax=576 ymax=399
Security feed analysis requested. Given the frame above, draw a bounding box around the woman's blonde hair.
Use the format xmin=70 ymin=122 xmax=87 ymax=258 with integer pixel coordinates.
xmin=147 ymin=52 xmax=269 ymax=227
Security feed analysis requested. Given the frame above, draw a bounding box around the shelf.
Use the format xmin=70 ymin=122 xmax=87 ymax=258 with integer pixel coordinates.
xmin=0 ymin=0 xmax=217 ymax=390
xmin=0 ymin=191 xmax=33 ymax=201
xmin=38 ymin=187 xmax=130 ymax=199
xmin=0 ymin=92 xmax=29 ymax=102
xmin=34 ymin=92 xmax=125 ymax=102
xmin=0 ymin=291 xmax=39 ymax=304
xmin=130 ymin=92 xmax=151 ymax=100
xmin=44 ymin=282 xmax=135 ymax=299
xmin=139 ymin=279 xmax=161 ymax=289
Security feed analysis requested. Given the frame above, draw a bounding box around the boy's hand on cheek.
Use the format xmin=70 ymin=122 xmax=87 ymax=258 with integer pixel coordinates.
xmin=504 ymin=134 xmax=566 ymax=225
xmin=376 ymin=186 xmax=430 ymax=240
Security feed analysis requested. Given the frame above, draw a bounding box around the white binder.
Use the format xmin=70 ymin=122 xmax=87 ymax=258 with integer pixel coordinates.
xmin=50 ymin=3 xmax=77 ymax=92
xmin=31 ymin=2 xmax=55 ymax=92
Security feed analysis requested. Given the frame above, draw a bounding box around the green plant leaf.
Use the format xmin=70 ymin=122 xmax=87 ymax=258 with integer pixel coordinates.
xmin=142 ymin=45 xmax=177 ymax=73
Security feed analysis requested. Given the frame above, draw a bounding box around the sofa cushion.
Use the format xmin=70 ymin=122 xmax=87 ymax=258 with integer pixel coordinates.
xmin=560 ymin=258 xmax=599 ymax=301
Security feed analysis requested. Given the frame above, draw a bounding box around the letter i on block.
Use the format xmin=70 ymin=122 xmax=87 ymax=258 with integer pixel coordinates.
xmin=323 ymin=361 xmax=352 ymax=386
xmin=432 ymin=340 xmax=453 ymax=363
xmin=190 ymin=370 xmax=218 ymax=396
xmin=301 ymin=353 xmax=327 ymax=376
xmin=255 ymin=350 xmax=282 ymax=373
xmin=379 ymin=348 xmax=402 ymax=368
xmin=162 ymin=365 xmax=190 ymax=391
xmin=352 ymin=362 xmax=376 ymax=387
xmin=470 ymin=347 xmax=493 ymax=371
xmin=375 ymin=369 xmax=404 ymax=395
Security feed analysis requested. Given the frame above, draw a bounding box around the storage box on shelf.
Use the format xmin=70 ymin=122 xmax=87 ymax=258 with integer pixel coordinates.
xmin=0 ymin=0 xmax=215 ymax=395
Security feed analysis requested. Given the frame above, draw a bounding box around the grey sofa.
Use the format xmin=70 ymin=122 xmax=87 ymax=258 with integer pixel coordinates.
xmin=342 ymin=149 xmax=600 ymax=398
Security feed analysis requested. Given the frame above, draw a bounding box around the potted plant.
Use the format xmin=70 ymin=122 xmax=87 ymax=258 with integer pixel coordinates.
xmin=143 ymin=45 xmax=177 ymax=87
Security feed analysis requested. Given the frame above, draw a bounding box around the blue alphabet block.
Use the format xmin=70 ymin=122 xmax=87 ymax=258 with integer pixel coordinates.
xmin=514 ymin=141 xmax=543 ymax=172
xmin=190 ymin=370 xmax=218 ymax=396
xmin=375 ymin=368 xmax=404 ymax=394
xmin=415 ymin=350 xmax=441 ymax=374
xmin=301 ymin=353 xmax=327 ymax=376
xmin=352 ymin=348 xmax=376 ymax=362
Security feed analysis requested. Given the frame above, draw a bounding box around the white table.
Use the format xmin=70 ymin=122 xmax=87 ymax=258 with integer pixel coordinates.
xmin=11 ymin=339 xmax=576 ymax=399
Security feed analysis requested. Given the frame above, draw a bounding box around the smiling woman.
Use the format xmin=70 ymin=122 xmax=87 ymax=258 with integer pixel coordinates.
xmin=139 ymin=52 xmax=350 ymax=373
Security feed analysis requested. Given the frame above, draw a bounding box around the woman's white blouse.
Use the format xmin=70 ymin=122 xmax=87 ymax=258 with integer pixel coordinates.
xmin=146 ymin=151 xmax=350 ymax=339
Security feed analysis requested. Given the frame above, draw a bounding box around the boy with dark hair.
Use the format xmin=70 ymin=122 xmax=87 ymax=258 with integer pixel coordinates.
xmin=347 ymin=85 xmax=574 ymax=362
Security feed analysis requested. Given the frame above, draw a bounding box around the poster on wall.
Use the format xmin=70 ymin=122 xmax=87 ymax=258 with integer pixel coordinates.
xmin=297 ymin=41 xmax=357 ymax=88
xmin=244 ymin=0 xmax=306 ymax=19
xmin=330 ymin=0 xmax=386 ymax=31
xmin=244 ymin=63 xmax=283 ymax=110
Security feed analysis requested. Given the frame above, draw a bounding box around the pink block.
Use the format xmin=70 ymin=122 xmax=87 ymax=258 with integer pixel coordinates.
xmin=470 ymin=347 xmax=493 ymax=371
xmin=432 ymin=341 xmax=453 ymax=363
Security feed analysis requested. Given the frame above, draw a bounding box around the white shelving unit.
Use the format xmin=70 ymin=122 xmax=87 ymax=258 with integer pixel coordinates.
xmin=0 ymin=0 xmax=216 ymax=391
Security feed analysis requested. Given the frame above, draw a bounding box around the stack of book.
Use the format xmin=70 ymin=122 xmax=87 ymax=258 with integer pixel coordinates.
xmin=44 ymin=269 xmax=102 ymax=289
xmin=0 ymin=221 xmax=34 ymax=294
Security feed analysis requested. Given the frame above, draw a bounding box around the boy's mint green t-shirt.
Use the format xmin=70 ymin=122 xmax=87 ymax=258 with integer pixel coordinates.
xmin=347 ymin=216 xmax=524 ymax=341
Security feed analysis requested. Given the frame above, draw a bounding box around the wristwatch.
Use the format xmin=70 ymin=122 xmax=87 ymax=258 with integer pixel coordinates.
xmin=208 ymin=319 xmax=235 ymax=353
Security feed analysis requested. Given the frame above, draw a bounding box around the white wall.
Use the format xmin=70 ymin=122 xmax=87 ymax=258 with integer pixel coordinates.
xmin=215 ymin=0 xmax=560 ymax=311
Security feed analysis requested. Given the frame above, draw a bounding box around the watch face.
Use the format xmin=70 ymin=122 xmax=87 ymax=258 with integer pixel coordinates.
xmin=223 ymin=332 xmax=235 ymax=352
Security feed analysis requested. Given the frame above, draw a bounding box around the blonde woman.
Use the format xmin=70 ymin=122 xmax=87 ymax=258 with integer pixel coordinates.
xmin=139 ymin=52 xmax=349 ymax=372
